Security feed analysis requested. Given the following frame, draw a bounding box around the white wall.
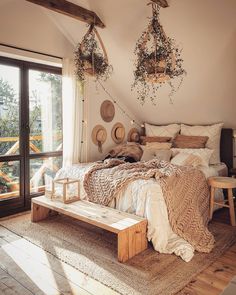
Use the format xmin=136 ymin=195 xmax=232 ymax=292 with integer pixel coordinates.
xmin=85 ymin=79 xmax=141 ymax=162
xmin=87 ymin=0 xmax=236 ymax=128
xmin=0 ymin=0 xmax=74 ymax=58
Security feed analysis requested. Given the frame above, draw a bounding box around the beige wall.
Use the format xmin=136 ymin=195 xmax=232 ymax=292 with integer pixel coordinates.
xmin=88 ymin=0 xmax=236 ymax=129
xmin=0 ymin=0 xmax=74 ymax=58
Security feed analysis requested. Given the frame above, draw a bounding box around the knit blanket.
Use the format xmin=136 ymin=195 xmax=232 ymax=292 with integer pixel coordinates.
xmin=83 ymin=159 xmax=215 ymax=253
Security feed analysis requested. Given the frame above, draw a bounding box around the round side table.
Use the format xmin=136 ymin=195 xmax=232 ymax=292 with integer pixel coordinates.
xmin=208 ymin=177 xmax=236 ymax=226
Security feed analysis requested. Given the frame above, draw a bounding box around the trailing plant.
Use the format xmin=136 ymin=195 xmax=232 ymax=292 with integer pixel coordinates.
xmin=132 ymin=4 xmax=186 ymax=105
xmin=74 ymin=24 xmax=113 ymax=82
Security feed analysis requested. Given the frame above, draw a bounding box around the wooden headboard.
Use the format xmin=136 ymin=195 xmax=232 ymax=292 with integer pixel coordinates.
xmin=220 ymin=128 xmax=233 ymax=170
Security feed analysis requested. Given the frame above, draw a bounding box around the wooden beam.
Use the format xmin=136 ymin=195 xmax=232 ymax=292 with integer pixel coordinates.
xmin=25 ymin=0 xmax=105 ymax=28
xmin=151 ymin=0 xmax=169 ymax=8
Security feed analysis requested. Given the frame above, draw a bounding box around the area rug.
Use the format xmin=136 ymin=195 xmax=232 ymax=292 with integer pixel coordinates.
xmin=1 ymin=213 xmax=236 ymax=295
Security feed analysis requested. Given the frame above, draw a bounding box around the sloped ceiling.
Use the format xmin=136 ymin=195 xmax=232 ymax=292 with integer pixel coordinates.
xmin=40 ymin=0 xmax=236 ymax=127
xmin=4 ymin=0 xmax=236 ymax=127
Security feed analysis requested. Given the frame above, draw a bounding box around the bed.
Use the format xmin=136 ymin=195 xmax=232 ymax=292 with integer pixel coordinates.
xmin=55 ymin=127 xmax=233 ymax=262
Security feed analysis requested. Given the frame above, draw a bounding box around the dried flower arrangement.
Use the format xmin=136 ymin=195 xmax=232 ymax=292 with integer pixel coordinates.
xmin=132 ymin=4 xmax=186 ymax=105
xmin=74 ymin=24 xmax=113 ymax=81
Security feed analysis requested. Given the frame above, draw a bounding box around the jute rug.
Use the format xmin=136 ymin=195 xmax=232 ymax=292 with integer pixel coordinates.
xmin=1 ymin=213 xmax=236 ymax=295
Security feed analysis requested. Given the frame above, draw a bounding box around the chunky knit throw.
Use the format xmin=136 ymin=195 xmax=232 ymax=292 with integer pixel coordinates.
xmin=83 ymin=159 xmax=215 ymax=253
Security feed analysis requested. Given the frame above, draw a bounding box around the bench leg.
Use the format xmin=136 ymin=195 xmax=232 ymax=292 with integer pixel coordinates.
xmin=209 ymin=186 xmax=215 ymax=220
xmin=31 ymin=203 xmax=50 ymax=222
xmin=228 ymin=189 xmax=236 ymax=226
xmin=118 ymin=221 xmax=147 ymax=263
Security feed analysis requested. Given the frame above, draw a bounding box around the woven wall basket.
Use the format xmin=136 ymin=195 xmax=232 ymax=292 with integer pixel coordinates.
xmin=100 ymin=100 xmax=115 ymax=122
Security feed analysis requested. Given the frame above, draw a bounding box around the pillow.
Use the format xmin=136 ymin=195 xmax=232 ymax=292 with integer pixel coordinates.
xmin=146 ymin=142 xmax=172 ymax=150
xmin=180 ymin=123 xmax=223 ymax=164
xmin=173 ymin=134 xmax=209 ymax=149
xmin=140 ymin=136 xmax=171 ymax=145
xmin=145 ymin=123 xmax=180 ymax=138
xmin=141 ymin=149 xmax=172 ymax=162
xmin=171 ymin=153 xmax=205 ymax=167
xmin=171 ymin=148 xmax=213 ymax=167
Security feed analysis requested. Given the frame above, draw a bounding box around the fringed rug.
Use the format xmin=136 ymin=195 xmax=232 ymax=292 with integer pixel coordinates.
xmin=1 ymin=213 xmax=236 ymax=295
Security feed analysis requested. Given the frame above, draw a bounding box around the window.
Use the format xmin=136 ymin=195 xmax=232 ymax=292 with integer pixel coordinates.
xmin=0 ymin=56 xmax=63 ymax=217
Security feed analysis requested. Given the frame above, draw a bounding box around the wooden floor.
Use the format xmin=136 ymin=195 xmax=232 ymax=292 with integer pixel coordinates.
xmin=0 ymin=209 xmax=235 ymax=295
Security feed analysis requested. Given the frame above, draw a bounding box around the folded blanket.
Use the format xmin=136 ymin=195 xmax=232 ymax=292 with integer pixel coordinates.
xmin=83 ymin=159 xmax=215 ymax=253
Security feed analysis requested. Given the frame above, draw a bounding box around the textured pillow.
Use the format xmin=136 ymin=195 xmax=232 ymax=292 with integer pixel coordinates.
xmin=140 ymin=136 xmax=171 ymax=145
xmin=173 ymin=134 xmax=209 ymax=149
xmin=171 ymin=148 xmax=213 ymax=167
xmin=146 ymin=142 xmax=172 ymax=150
xmin=141 ymin=149 xmax=172 ymax=162
xmin=145 ymin=123 xmax=180 ymax=138
xmin=180 ymin=123 xmax=223 ymax=164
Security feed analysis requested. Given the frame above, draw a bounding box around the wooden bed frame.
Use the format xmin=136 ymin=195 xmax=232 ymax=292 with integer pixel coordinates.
xmin=220 ymin=128 xmax=233 ymax=172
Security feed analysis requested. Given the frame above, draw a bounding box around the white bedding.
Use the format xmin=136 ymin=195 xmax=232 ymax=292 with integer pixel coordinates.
xmin=55 ymin=162 xmax=225 ymax=262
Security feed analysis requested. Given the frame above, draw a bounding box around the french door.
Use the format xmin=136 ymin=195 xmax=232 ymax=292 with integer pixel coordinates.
xmin=0 ymin=56 xmax=63 ymax=217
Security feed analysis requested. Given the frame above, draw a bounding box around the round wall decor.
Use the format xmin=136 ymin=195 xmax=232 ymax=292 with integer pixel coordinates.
xmin=127 ymin=128 xmax=140 ymax=142
xmin=91 ymin=125 xmax=107 ymax=153
xmin=111 ymin=122 xmax=125 ymax=144
xmin=100 ymin=100 xmax=115 ymax=122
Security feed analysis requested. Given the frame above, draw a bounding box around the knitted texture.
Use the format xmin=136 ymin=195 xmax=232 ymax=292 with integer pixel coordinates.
xmin=83 ymin=159 xmax=215 ymax=252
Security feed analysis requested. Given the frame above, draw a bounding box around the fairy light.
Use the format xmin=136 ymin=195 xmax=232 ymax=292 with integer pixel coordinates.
xmin=97 ymin=80 xmax=142 ymax=128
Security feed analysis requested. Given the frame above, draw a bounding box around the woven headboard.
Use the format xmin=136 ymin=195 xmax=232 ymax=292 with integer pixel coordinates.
xmin=220 ymin=128 xmax=233 ymax=170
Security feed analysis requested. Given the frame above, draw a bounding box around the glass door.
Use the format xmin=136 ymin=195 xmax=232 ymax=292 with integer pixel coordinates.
xmin=0 ymin=57 xmax=63 ymax=217
xmin=0 ymin=60 xmax=23 ymax=215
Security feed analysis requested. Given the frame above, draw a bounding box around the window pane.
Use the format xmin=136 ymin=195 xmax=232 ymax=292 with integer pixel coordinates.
xmin=30 ymin=156 xmax=62 ymax=194
xmin=29 ymin=70 xmax=62 ymax=154
xmin=0 ymin=64 xmax=20 ymax=156
xmin=0 ymin=161 xmax=20 ymax=200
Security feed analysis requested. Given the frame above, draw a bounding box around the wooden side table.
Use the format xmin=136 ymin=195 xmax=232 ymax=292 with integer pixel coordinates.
xmin=208 ymin=177 xmax=236 ymax=226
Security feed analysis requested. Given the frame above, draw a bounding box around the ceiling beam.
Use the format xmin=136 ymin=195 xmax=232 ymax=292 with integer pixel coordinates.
xmin=150 ymin=0 xmax=169 ymax=8
xmin=25 ymin=0 xmax=105 ymax=28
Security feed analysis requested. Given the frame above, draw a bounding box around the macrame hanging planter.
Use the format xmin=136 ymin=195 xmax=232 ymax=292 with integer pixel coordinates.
xmin=132 ymin=3 xmax=186 ymax=105
xmin=75 ymin=24 xmax=113 ymax=81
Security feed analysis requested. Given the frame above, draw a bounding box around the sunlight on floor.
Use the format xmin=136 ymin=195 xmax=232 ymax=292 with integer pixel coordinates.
xmin=2 ymin=242 xmax=60 ymax=294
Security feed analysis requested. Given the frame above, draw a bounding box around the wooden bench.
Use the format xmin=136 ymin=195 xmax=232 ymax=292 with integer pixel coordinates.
xmin=31 ymin=196 xmax=148 ymax=262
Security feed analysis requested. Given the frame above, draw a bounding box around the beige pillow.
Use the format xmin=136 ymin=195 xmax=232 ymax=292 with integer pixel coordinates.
xmin=141 ymin=149 xmax=172 ymax=162
xmin=171 ymin=148 xmax=213 ymax=167
xmin=146 ymin=142 xmax=172 ymax=150
xmin=145 ymin=123 xmax=180 ymax=138
xmin=180 ymin=123 xmax=223 ymax=164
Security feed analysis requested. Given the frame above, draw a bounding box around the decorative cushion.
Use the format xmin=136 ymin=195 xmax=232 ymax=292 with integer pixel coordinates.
xmin=180 ymin=123 xmax=223 ymax=164
xmin=145 ymin=123 xmax=180 ymax=138
xmin=173 ymin=134 xmax=209 ymax=149
xmin=171 ymin=148 xmax=213 ymax=167
xmin=140 ymin=136 xmax=171 ymax=145
xmin=146 ymin=142 xmax=172 ymax=150
xmin=141 ymin=149 xmax=172 ymax=162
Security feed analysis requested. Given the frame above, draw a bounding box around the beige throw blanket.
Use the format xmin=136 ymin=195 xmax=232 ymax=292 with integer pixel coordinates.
xmin=83 ymin=159 xmax=215 ymax=252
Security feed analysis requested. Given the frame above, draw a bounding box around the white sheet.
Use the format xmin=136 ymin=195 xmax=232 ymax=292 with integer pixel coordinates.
xmin=55 ymin=162 xmax=224 ymax=262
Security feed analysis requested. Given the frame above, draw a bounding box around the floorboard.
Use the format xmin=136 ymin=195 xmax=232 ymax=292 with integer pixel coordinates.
xmin=0 ymin=208 xmax=235 ymax=295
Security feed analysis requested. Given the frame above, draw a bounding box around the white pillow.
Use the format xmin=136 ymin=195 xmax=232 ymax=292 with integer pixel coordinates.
xmin=145 ymin=123 xmax=180 ymax=138
xmin=141 ymin=149 xmax=172 ymax=162
xmin=171 ymin=148 xmax=213 ymax=167
xmin=180 ymin=123 xmax=223 ymax=164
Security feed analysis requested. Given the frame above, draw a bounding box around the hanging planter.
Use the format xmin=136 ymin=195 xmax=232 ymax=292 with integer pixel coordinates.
xmin=132 ymin=4 xmax=186 ymax=105
xmin=74 ymin=24 xmax=113 ymax=81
